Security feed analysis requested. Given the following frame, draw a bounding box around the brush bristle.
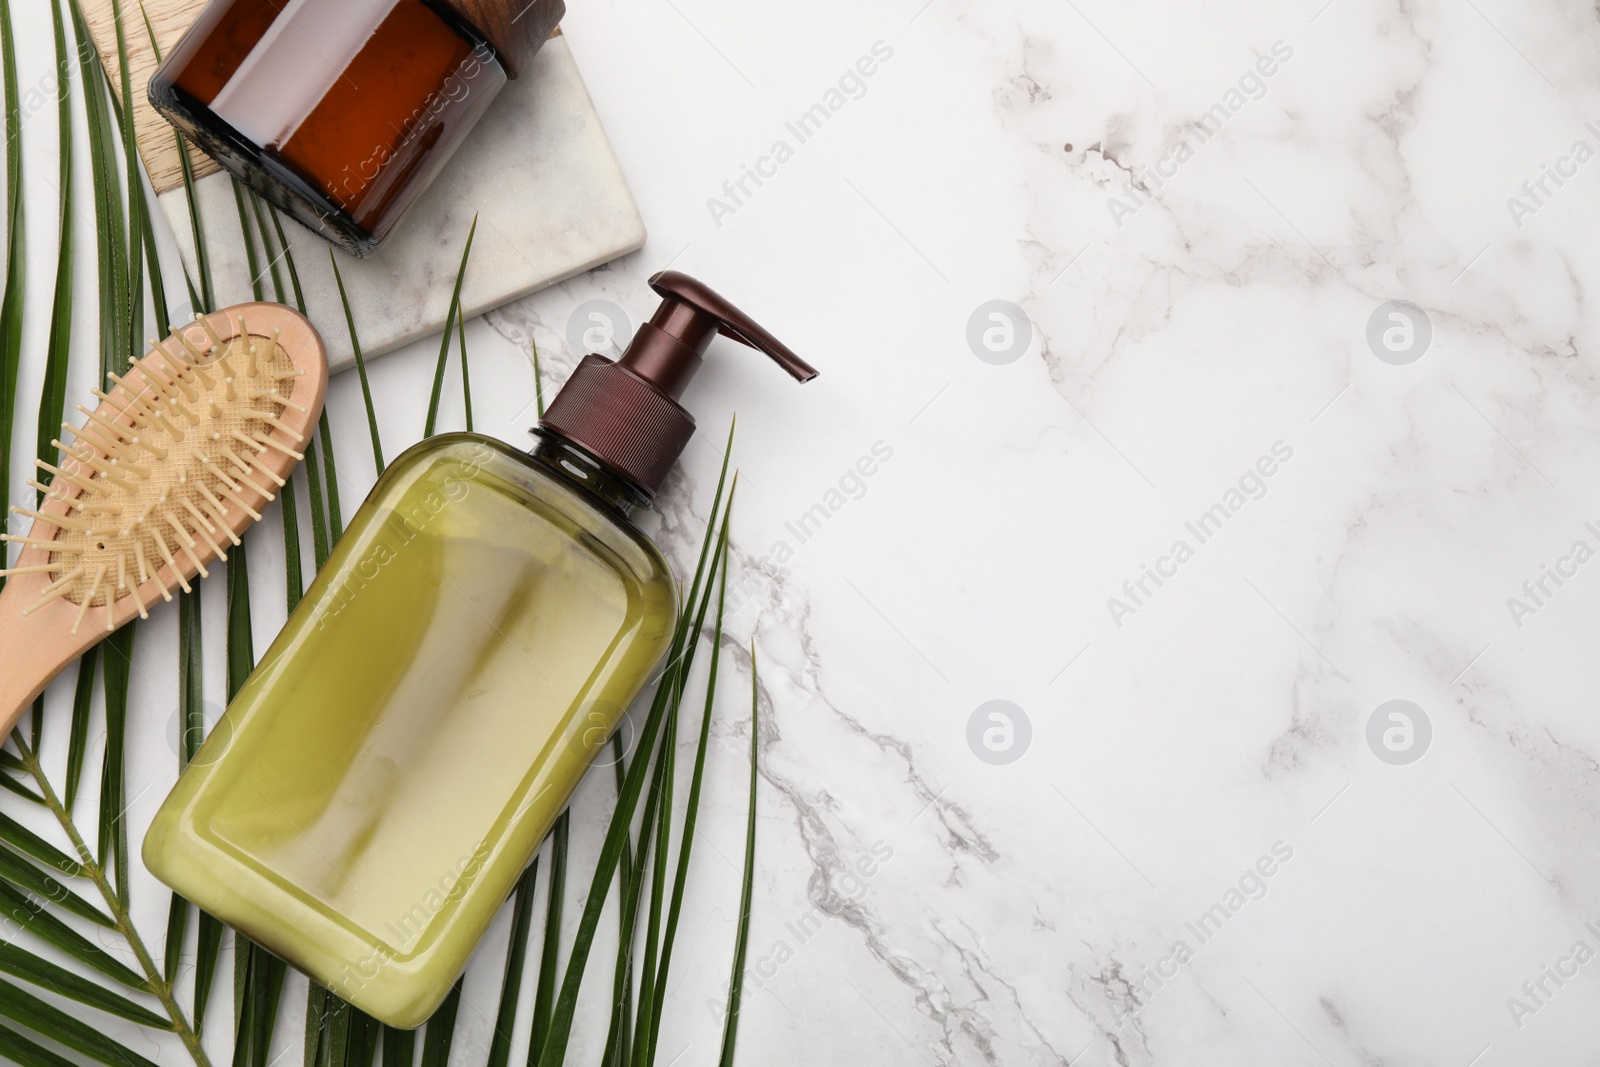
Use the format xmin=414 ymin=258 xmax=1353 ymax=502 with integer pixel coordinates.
xmin=4 ymin=318 xmax=306 ymax=635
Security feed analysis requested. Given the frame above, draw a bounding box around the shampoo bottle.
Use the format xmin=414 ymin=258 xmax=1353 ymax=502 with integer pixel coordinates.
xmin=143 ymin=271 xmax=816 ymax=1028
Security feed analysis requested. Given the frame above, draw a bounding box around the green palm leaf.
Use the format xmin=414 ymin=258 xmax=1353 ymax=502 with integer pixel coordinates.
xmin=629 ymin=685 xmax=679 ymax=1066
xmin=108 ymin=0 xmax=141 ymax=363
xmin=317 ymin=411 xmax=342 ymax=540
xmin=66 ymin=0 xmax=125 ymax=383
xmin=0 ymin=882 xmax=143 ymax=987
xmin=646 ymin=502 xmax=735 ymax=1061
xmin=0 ymin=811 xmax=79 ymax=876
xmin=248 ymin=191 xmax=287 ymax=302
xmin=379 ymin=1026 xmax=412 ymax=1067
xmin=486 ymin=859 xmax=539 ymax=1067
xmin=329 ymin=251 xmax=384 ymax=472
xmin=233 ymin=180 xmax=264 ymax=300
xmin=0 ymin=845 xmax=112 ymax=928
xmin=0 ymin=776 xmax=40 ymax=805
xmin=0 ymin=942 xmax=168 ymax=1029
xmin=527 ymin=810 xmax=567 ymax=1057
xmin=419 ymin=980 xmax=463 ymax=1067
xmin=100 ymin=626 xmax=137 ymax=901
xmin=0 ymin=0 xmax=23 ymax=542
xmin=302 ymin=983 xmax=326 ymax=1065
xmin=424 ymin=216 xmax=477 ymax=438
xmin=458 ymin=309 xmax=473 ymax=432
xmin=716 ymin=644 xmax=760 ymax=1067
xmin=0 ymin=1021 xmax=82 ymax=1067
xmin=62 ymin=629 xmax=97 ymax=813
xmin=318 ymin=994 xmax=351 ymax=1066
xmin=32 ymin=0 xmax=74 ymax=518
xmin=0 ymin=976 xmax=160 ymax=1067
xmin=252 ymin=210 xmax=307 ymax=612
xmin=301 ymin=427 xmax=331 ymax=567
xmin=535 ymin=425 xmax=736 ymax=1067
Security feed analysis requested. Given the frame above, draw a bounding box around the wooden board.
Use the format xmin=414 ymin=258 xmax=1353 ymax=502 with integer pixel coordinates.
xmin=79 ymin=0 xmax=218 ymax=195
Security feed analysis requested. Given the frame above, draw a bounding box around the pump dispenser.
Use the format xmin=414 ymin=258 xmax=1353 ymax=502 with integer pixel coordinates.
xmin=543 ymin=271 xmax=818 ymax=494
xmin=143 ymin=272 xmax=815 ymax=1029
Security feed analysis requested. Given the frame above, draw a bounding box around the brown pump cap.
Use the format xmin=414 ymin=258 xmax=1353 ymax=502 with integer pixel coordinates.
xmin=541 ymin=271 xmax=819 ymax=497
xmin=435 ymin=0 xmax=565 ymax=78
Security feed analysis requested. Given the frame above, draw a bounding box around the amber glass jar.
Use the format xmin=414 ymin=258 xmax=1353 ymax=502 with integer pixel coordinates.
xmin=151 ymin=0 xmax=563 ymax=255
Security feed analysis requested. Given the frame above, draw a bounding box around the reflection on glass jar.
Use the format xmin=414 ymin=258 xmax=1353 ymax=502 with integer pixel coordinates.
xmin=151 ymin=0 xmax=563 ymax=255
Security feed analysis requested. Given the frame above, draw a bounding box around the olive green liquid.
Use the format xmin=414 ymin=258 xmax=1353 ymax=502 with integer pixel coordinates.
xmin=144 ymin=435 xmax=676 ymax=1028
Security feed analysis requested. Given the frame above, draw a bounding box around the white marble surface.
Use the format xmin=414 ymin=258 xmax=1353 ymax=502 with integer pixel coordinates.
xmin=8 ymin=0 xmax=1600 ymax=1065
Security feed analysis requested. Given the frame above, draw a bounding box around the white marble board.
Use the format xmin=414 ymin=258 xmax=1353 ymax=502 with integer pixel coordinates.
xmin=161 ymin=34 xmax=646 ymax=372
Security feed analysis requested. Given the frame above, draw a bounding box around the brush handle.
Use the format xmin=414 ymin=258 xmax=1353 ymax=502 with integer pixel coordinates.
xmin=0 ymin=577 xmax=101 ymax=735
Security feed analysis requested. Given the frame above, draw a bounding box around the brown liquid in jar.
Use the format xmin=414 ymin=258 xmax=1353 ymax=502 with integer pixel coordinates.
xmin=153 ymin=0 xmax=507 ymax=254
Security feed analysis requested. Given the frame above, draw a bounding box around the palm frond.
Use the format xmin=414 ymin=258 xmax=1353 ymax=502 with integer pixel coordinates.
xmin=302 ymin=984 xmax=326 ymax=1065
xmin=534 ymin=427 xmax=736 ymax=1067
xmin=0 ymin=811 xmax=78 ymax=876
xmin=0 ymin=819 xmax=112 ymax=927
xmin=300 ymin=427 xmax=331 ymax=568
xmin=0 ymin=775 xmax=41 ymax=806
xmin=0 ymin=1019 xmax=104 ymax=1067
xmin=531 ymin=334 xmax=545 ymax=420
xmin=66 ymin=0 xmax=126 ymax=382
xmin=240 ymin=943 xmax=288 ymax=1067
xmin=419 ymin=980 xmax=464 ymax=1067
xmin=108 ymin=0 xmax=141 ymax=363
xmin=0 ymin=882 xmax=142 ymax=987
xmin=248 ymin=190 xmax=286 ymax=303
xmin=319 ymin=995 xmax=351 ymax=1066
xmin=225 ymin=512 xmax=255 ymax=702
xmin=487 ymin=859 xmax=539 ymax=1067
xmin=173 ymin=141 xmax=210 ymax=310
xmin=0 ymin=976 xmax=161 ymax=1067
xmin=252 ymin=209 xmax=307 ymax=611
xmin=458 ymin=309 xmax=473 ymax=433
xmin=317 ymin=412 xmax=342 ymax=540
xmin=138 ymin=179 xmax=169 ymax=334
xmin=0 ymin=0 xmax=24 ymax=549
xmin=716 ymin=644 xmax=760 ymax=1067
xmin=0 ymin=845 xmax=112 ymax=928
xmin=0 ymin=941 xmax=168 ymax=1029
xmin=630 ymin=685 xmax=679 ymax=1065
xmin=528 ymin=810 xmax=568 ymax=1056
xmin=233 ymin=180 xmax=263 ymax=301
xmin=424 ymin=216 xmax=477 ymax=437
xmin=379 ymin=1026 xmax=413 ymax=1067
xmin=266 ymin=208 xmax=304 ymax=309
xmin=62 ymin=646 xmax=96 ymax=812
xmin=646 ymin=494 xmax=736 ymax=1060
xmin=32 ymin=0 xmax=74 ymax=507
xmin=329 ymin=251 xmax=384 ymax=472
xmin=98 ymin=625 xmax=137 ymax=901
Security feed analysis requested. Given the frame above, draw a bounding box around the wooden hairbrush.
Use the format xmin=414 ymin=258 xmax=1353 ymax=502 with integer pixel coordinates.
xmin=0 ymin=302 xmax=328 ymax=732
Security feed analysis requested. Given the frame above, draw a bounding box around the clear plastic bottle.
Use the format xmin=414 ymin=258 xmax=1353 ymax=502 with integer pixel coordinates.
xmin=143 ymin=272 xmax=817 ymax=1027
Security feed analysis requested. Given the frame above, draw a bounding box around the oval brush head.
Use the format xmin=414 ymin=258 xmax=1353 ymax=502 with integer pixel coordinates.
xmin=0 ymin=302 xmax=328 ymax=731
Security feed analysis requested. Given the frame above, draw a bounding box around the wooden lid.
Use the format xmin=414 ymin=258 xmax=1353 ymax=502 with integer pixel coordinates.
xmin=435 ymin=0 xmax=565 ymax=77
